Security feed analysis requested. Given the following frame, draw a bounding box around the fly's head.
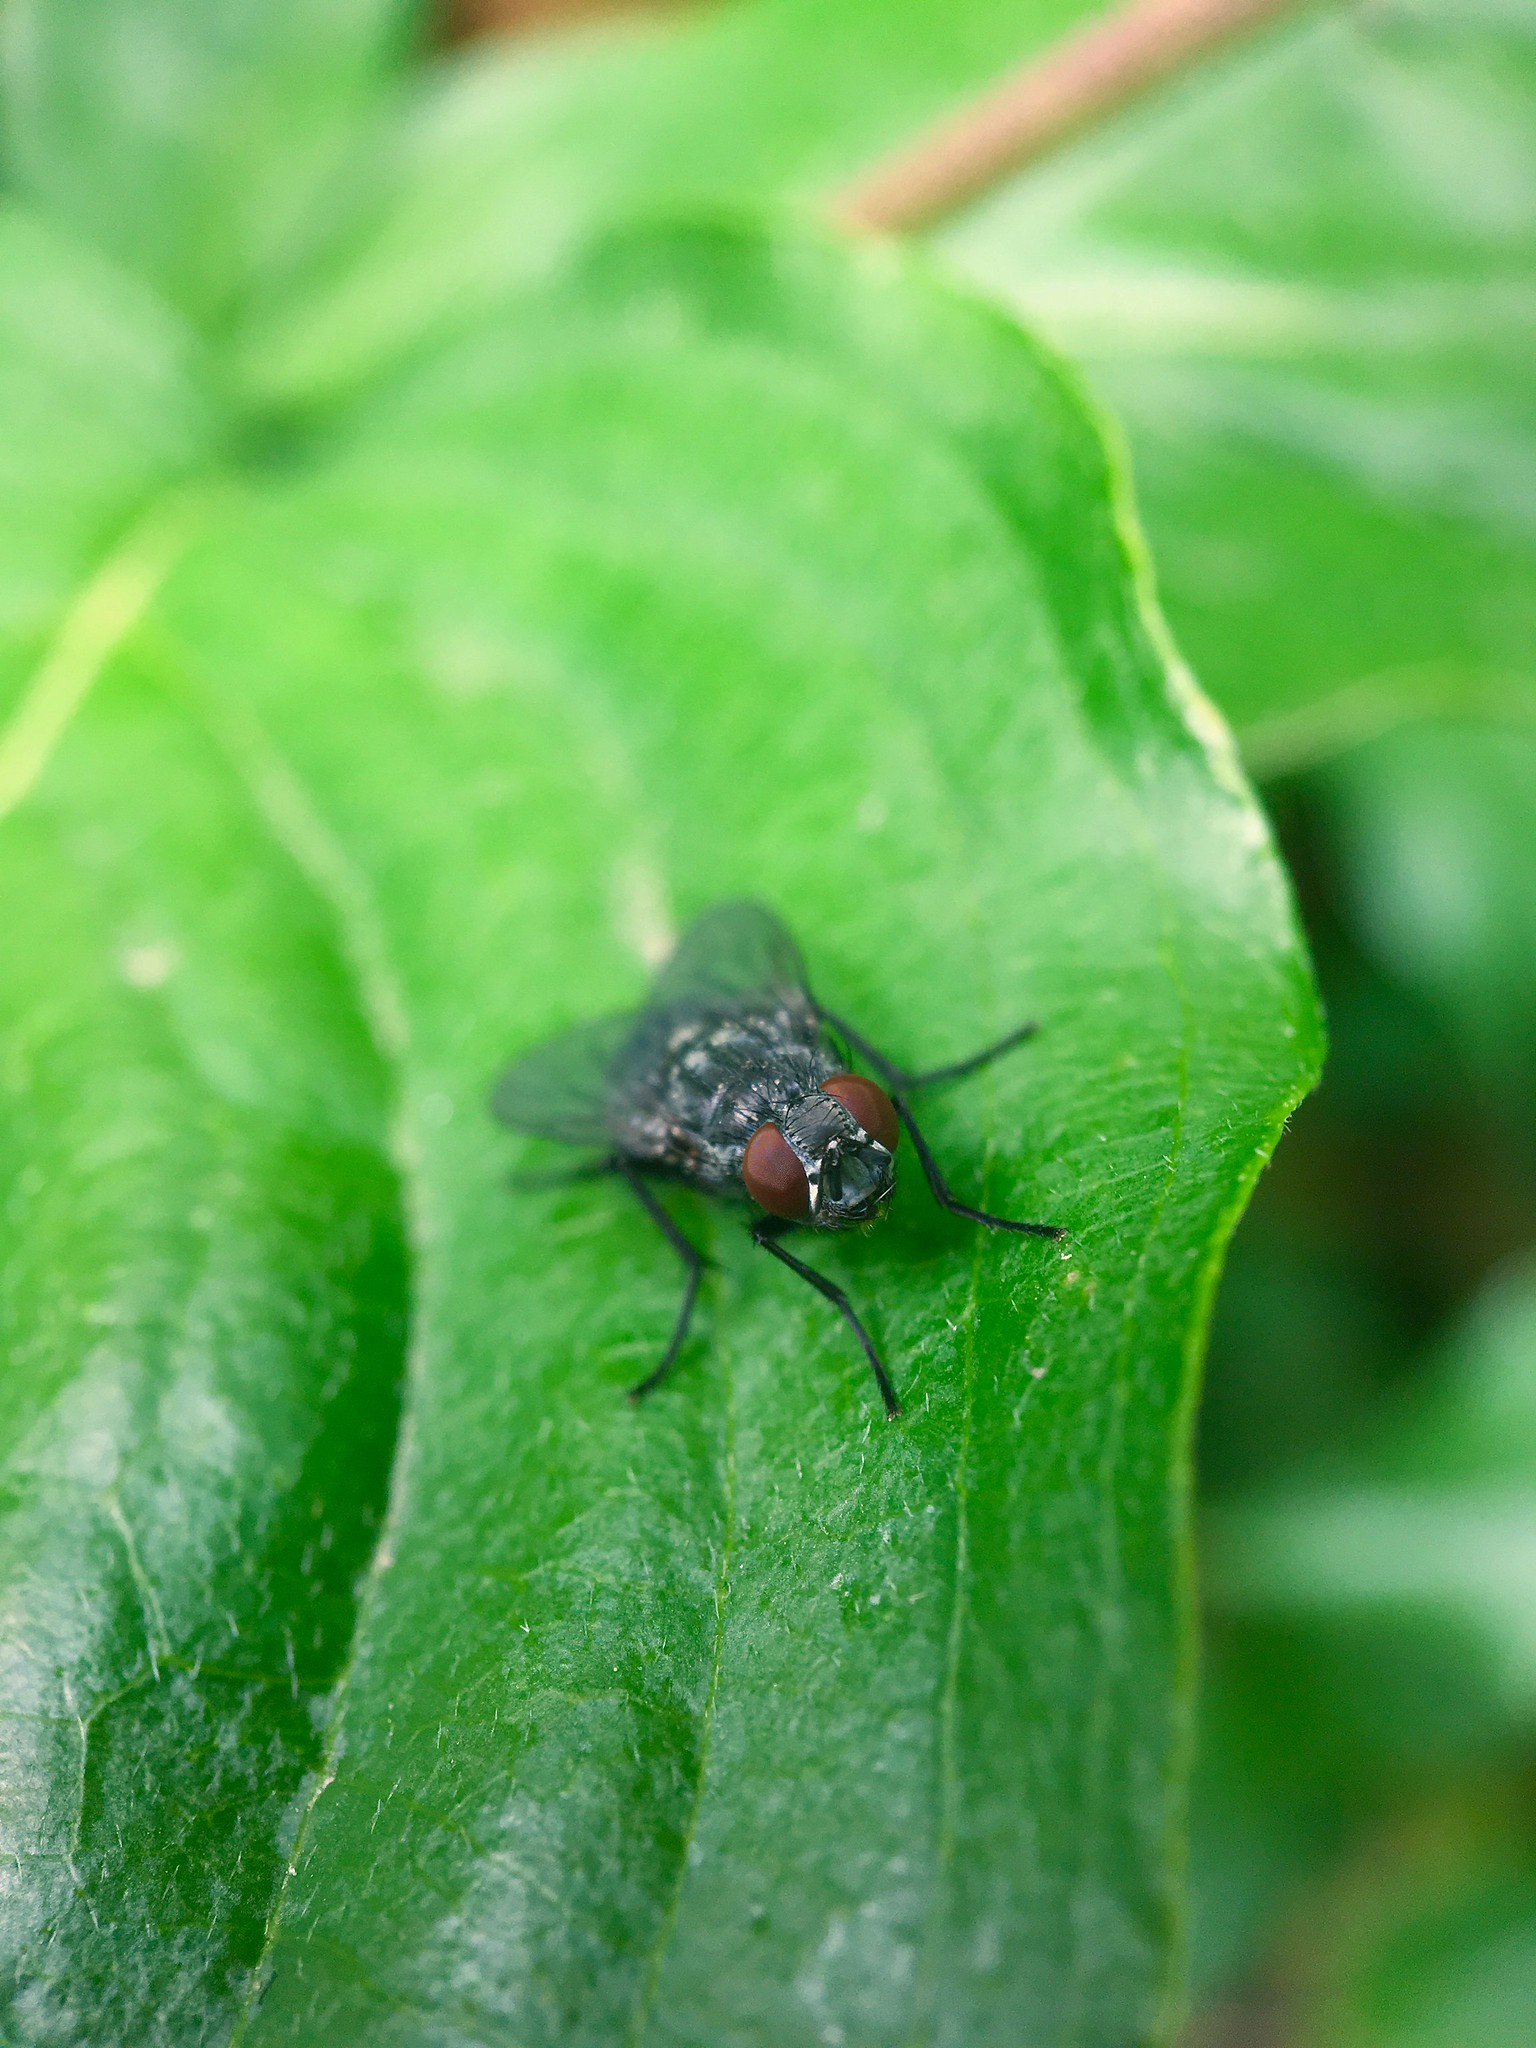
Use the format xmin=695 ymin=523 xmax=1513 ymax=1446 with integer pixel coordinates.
xmin=742 ymin=1073 xmax=899 ymax=1229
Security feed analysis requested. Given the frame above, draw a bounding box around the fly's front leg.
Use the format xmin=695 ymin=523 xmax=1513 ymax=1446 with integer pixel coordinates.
xmin=819 ymin=1006 xmax=1038 ymax=1092
xmin=902 ymin=1021 xmax=1040 ymax=1090
xmin=622 ymin=1166 xmax=710 ymax=1400
xmin=890 ymin=1107 xmax=1063 ymax=1238
xmin=751 ymin=1216 xmax=902 ymax=1419
xmin=817 ymin=1005 xmax=1064 ymax=1241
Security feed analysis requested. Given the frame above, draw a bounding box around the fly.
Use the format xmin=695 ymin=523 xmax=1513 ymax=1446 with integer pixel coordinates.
xmin=491 ymin=902 xmax=1064 ymax=1418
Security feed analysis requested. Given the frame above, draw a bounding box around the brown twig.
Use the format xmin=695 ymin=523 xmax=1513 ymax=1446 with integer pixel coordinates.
xmin=832 ymin=0 xmax=1318 ymax=233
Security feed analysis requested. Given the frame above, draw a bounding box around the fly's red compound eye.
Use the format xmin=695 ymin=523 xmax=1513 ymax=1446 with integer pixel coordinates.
xmin=742 ymin=1121 xmax=811 ymax=1219
xmin=822 ymin=1073 xmax=899 ymax=1152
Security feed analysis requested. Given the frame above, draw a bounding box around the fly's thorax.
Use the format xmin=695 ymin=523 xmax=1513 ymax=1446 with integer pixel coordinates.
xmin=776 ymin=1089 xmax=895 ymax=1228
xmin=618 ymin=997 xmax=835 ymax=1196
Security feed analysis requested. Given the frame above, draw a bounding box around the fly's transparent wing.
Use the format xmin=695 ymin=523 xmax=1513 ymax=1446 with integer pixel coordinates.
xmin=496 ymin=906 xmax=809 ymax=1152
xmin=490 ymin=1013 xmax=635 ymax=1145
xmin=647 ymin=901 xmax=808 ymax=1015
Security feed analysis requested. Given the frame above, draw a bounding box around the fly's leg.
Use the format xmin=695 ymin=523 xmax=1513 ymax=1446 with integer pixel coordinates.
xmin=819 ymin=1006 xmax=1038 ymax=1092
xmin=903 ymin=1021 xmax=1039 ymax=1090
xmin=817 ymin=1006 xmax=1064 ymax=1240
xmin=887 ymin=1104 xmax=1063 ymax=1238
xmin=623 ymin=1166 xmax=710 ymax=1401
xmin=751 ymin=1216 xmax=902 ymax=1419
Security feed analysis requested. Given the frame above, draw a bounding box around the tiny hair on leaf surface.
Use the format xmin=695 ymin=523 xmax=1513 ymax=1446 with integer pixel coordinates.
xmin=114 ymin=220 xmax=1319 ymax=2045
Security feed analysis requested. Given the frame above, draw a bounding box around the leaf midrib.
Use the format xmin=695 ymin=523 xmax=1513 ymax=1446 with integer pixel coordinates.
xmin=161 ymin=672 xmax=421 ymax=2048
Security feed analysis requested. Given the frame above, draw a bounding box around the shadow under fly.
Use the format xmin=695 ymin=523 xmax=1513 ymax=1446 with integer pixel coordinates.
xmin=492 ymin=902 xmax=1064 ymax=1418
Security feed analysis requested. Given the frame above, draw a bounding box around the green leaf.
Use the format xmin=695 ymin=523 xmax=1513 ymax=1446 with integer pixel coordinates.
xmin=0 ymin=219 xmax=1310 ymax=2042
xmin=0 ymin=0 xmax=1324 ymax=2031
xmin=0 ymin=653 xmax=407 ymax=2035
xmin=938 ymin=0 xmax=1536 ymax=768
xmin=241 ymin=0 xmax=1108 ymax=404
xmin=0 ymin=0 xmax=423 ymax=331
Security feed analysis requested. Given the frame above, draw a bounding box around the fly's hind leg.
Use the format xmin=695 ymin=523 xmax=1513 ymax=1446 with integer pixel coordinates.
xmin=623 ymin=1166 xmax=710 ymax=1401
xmin=816 ymin=1006 xmax=1064 ymax=1241
xmin=751 ymin=1216 xmax=901 ymax=1419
